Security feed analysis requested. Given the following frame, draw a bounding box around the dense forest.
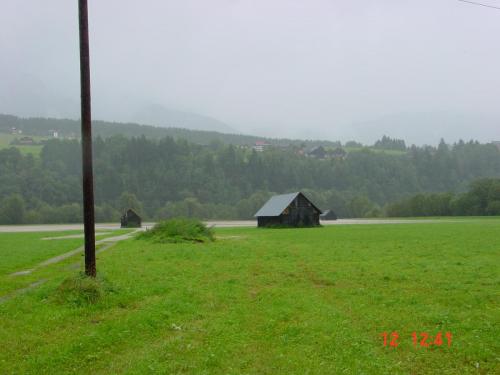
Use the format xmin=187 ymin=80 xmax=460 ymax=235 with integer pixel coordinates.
xmin=0 ymin=131 xmax=499 ymax=224
xmin=386 ymin=178 xmax=500 ymax=217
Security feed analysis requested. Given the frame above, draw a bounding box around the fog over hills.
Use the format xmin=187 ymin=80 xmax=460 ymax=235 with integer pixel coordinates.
xmin=0 ymin=75 xmax=236 ymax=134
xmin=0 ymin=71 xmax=498 ymax=145
xmin=130 ymin=104 xmax=237 ymax=134
xmin=344 ymin=112 xmax=500 ymax=146
xmin=2 ymin=1 xmax=500 ymax=145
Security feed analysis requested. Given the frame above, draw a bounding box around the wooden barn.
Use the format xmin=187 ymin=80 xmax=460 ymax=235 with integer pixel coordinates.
xmin=254 ymin=192 xmax=322 ymax=227
xmin=120 ymin=208 xmax=142 ymax=228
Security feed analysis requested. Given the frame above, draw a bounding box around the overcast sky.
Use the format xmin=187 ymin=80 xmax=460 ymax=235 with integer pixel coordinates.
xmin=1 ymin=0 xmax=500 ymax=144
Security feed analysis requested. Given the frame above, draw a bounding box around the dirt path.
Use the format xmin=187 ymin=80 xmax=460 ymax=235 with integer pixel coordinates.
xmin=41 ymin=232 xmax=112 ymax=240
xmin=10 ymin=229 xmax=141 ymax=276
xmin=0 ymin=279 xmax=48 ymax=304
xmin=0 ymin=230 xmax=141 ymax=304
xmin=0 ymin=223 xmax=125 ymax=233
xmin=0 ymin=229 xmax=141 ymax=303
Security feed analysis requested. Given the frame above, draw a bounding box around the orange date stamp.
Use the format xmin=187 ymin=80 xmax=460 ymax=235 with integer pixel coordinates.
xmin=381 ymin=331 xmax=452 ymax=348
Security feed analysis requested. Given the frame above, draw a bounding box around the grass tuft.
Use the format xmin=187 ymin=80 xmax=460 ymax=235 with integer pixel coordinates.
xmin=54 ymin=272 xmax=114 ymax=306
xmin=137 ymin=218 xmax=215 ymax=243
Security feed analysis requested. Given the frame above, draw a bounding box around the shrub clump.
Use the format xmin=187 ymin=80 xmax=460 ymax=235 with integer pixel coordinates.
xmin=137 ymin=218 xmax=215 ymax=243
xmin=54 ymin=273 xmax=113 ymax=306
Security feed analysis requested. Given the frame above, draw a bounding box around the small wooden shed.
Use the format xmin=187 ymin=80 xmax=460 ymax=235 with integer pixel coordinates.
xmin=254 ymin=192 xmax=322 ymax=227
xmin=320 ymin=209 xmax=338 ymax=221
xmin=120 ymin=208 xmax=142 ymax=228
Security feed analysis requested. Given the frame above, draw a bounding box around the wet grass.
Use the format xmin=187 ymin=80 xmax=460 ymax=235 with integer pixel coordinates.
xmin=0 ymin=231 xmax=83 ymax=276
xmin=0 ymin=229 xmax=133 ymax=296
xmin=0 ymin=229 xmax=133 ymax=276
xmin=0 ymin=219 xmax=499 ymax=374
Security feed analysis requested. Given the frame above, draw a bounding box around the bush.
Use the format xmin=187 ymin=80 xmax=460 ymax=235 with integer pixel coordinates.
xmin=137 ymin=218 xmax=215 ymax=243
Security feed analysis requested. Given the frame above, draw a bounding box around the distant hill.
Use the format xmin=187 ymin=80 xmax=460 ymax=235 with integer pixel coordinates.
xmin=0 ymin=73 xmax=237 ymax=134
xmin=0 ymin=114 xmax=341 ymax=148
xmin=131 ymin=104 xmax=237 ymax=134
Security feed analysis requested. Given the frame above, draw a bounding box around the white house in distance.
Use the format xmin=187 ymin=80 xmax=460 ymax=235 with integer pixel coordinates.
xmin=253 ymin=140 xmax=271 ymax=152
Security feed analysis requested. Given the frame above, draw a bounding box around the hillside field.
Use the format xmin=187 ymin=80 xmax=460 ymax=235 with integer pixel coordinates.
xmin=0 ymin=220 xmax=499 ymax=374
xmin=0 ymin=132 xmax=45 ymax=155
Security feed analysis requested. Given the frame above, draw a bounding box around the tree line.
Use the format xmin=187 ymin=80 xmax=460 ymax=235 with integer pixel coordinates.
xmin=386 ymin=178 xmax=500 ymax=217
xmin=0 ymin=135 xmax=499 ymax=224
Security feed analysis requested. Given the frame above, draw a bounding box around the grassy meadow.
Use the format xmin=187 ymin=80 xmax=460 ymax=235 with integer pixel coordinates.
xmin=0 ymin=133 xmax=45 ymax=155
xmin=0 ymin=220 xmax=499 ymax=374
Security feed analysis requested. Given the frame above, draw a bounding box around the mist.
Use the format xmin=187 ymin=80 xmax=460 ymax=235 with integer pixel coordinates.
xmin=2 ymin=0 xmax=500 ymax=145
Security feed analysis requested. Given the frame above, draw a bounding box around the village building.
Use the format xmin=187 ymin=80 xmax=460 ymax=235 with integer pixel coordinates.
xmin=254 ymin=192 xmax=322 ymax=227
xmin=305 ymin=146 xmax=347 ymax=160
xmin=253 ymin=140 xmax=271 ymax=152
xmin=18 ymin=137 xmax=35 ymax=145
xmin=307 ymin=146 xmax=327 ymax=159
xmin=120 ymin=209 xmax=142 ymax=228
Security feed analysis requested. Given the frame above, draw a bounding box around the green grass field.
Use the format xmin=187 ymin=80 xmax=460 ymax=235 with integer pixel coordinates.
xmin=0 ymin=220 xmax=499 ymax=374
xmin=0 ymin=132 xmax=45 ymax=155
xmin=0 ymin=229 xmax=133 ymax=295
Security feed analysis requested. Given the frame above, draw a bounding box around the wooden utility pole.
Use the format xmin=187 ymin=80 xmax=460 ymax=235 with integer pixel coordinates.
xmin=78 ymin=0 xmax=96 ymax=277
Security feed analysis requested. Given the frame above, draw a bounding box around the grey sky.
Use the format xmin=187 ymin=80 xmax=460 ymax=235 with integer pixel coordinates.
xmin=1 ymin=0 xmax=499 ymax=144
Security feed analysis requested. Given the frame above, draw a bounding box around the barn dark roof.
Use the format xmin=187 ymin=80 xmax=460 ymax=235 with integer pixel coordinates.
xmin=125 ymin=208 xmax=140 ymax=218
xmin=254 ymin=192 xmax=322 ymax=217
